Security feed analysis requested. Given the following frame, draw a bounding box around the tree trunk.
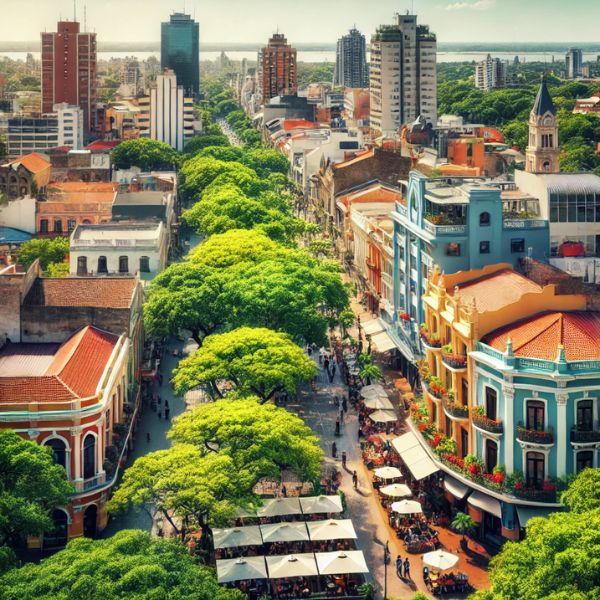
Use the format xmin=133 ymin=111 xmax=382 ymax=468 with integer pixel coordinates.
xmin=191 ymin=331 xmax=203 ymax=347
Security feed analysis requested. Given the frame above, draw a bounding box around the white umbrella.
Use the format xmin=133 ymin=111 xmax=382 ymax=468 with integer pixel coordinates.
xmin=423 ymin=549 xmax=459 ymax=572
xmin=379 ymin=483 xmax=412 ymax=498
xmin=266 ymin=553 xmax=318 ymax=579
xmin=260 ymin=521 xmax=309 ymax=543
xmin=363 ymin=396 xmax=394 ymax=410
xmin=374 ymin=466 xmax=402 ymax=480
xmin=360 ymin=384 xmax=387 ymax=399
xmin=368 ymin=410 xmax=397 ymax=423
xmin=299 ymin=495 xmax=343 ymax=515
xmin=315 ymin=550 xmax=370 ymax=575
xmin=307 ymin=519 xmax=358 ymax=541
xmin=213 ymin=526 xmax=263 ymax=549
xmin=391 ymin=499 xmax=423 ymax=514
xmin=216 ymin=556 xmax=268 ymax=583
xmin=257 ymin=497 xmax=302 ymax=517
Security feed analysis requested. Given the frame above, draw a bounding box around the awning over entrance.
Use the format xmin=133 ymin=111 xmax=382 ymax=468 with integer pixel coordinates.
xmin=468 ymin=490 xmax=502 ymax=519
xmin=516 ymin=505 xmax=558 ymax=528
xmin=443 ymin=476 xmax=470 ymax=500
xmin=371 ymin=330 xmax=397 ymax=353
xmin=362 ymin=319 xmax=385 ymax=336
xmin=391 ymin=432 xmax=439 ymax=481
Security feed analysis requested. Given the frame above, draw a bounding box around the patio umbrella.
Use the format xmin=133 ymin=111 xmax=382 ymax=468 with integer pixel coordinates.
xmin=391 ymin=499 xmax=423 ymax=514
xmin=266 ymin=553 xmax=319 ymax=579
xmin=260 ymin=522 xmax=309 ymax=543
xmin=216 ymin=556 xmax=268 ymax=583
xmin=368 ymin=410 xmax=397 ymax=424
xmin=423 ymin=550 xmax=459 ymax=572
xmin=374 ymin=466 xmax=402 ymax=480
xmin=213 ymin=526 xmax=263 ymax=549
xmin=299 ymin=495 xmax=343 ymax=515
xmin=379 ymin=483 xmax=412 ymax=498
xmin=315 ymin=551 xmax=370 ymax=575
xmin=257 ymin=497 xmax=302 ymax=517
xmin=360 ymin=384 xmax=387 ymax=399
xmin=307 ymin=519 xmax=358 ymax=541
xmin=363 ymin=396 xmax=394 ymax=410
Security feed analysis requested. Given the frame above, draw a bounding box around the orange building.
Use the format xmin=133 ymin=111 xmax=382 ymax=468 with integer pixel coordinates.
xmin=447 ymin=138 xmax=486 ymax=175
xmin=258 ymin=33 xmax=297 ymax=104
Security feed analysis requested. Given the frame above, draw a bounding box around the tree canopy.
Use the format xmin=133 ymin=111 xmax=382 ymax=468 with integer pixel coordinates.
xmin=183 ymin=134 xmax=230 ymax=156
xmin=240 ymin=148 xmax=290 ymax=177
xmin=172 ymin=327 xmax=317 ymax=401
xmin=560 ymin=468 xmax=600 ymax=513
xmin=18 ymin=236 xmax=69 ymax=270
xmin=111 ymin=138 xmax=180 ymax=171
xmin=0 ymin=529 xmax=245 ymax=600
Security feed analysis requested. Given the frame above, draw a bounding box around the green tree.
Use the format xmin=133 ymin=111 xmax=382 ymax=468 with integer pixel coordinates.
xmin=359 ymin=363 xmax=382 ymax=385
xmin=111 ymin=138 xmax=180 ymax=171
xmin=451 ymin=511 xmax=476 ymax=543
xmin=561 ymin=468 xmax=600 ymax=513
xmin=169 ymin=397 xmax=323 ymax=482
xmin=241 ymin=128 xmax=262 ymax=148
xmin=172 ymin=327 xmax=317 ymax=402
xmin=241 ymin=148 xmax=290 ymax=177
xmin=18 ymin=236 xmax=70 ymax=270
xmin=0 ymin=529 xmax=245 ymax=600
xmin=45 ymin=261 xmax=70 ymax=277
xmin=215 ymin=98 xmax=238 ymax=116
xmin=183 ymin=134 xmax=230 ymax=156
xmin=0 ymin=430 xmax=73 ymax=573
xmin=196 ymin=145 xmax=243 ymax=163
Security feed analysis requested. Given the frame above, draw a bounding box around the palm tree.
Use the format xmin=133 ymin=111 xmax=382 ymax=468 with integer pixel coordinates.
xmin=359 ymin=363 xmax=382 ymax=385
xmin=451 ymin=511 xmax=476 ymax=549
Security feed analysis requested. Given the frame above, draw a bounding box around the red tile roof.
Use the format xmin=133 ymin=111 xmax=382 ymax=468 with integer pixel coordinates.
xmin=0 ymin=326 xmax=119 ymax=403
xmin=447 ymin=269 xmax=542 ymax=313
xmin=281 ymin=119 xmax=318 ymax=132
xmin=9 ymin=152 xmax=52 ymax=174
xmin=483 ymin=311 xmax=600 ymax=361
xmin=333 ymin=149 xmax=374 ymax=169
xmin=85 ymin=140 xmax=122 ymax=151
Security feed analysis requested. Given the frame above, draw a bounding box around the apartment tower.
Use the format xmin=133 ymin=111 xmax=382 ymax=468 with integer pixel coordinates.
xmin=334 ymin=28 xmax=369 ymax=88
xmin=565 ymin=48 xmax=583 ymax=79
xmin=41 ymin=21 xmax=96 ymax=135
xmin=161 ymin=13 xmax=200 ymax=98
xmin=369 ymin=13 xmax=437 ymax=136
xmin=258 ymin=33 xmax=297 ymax=105
xmin=475 ymin=54 xmax=508 ymax=91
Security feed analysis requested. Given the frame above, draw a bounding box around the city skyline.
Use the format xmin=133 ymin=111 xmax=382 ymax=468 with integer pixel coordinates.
xmin=1 ymin=0 xmax=599 ymax=45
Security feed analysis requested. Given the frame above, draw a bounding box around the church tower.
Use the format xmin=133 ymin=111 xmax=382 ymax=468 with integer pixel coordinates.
xmin=525 ymin=77 xmax=560 ymax=173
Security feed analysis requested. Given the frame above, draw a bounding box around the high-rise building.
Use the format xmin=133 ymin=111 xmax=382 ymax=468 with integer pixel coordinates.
xmin=257 ymin=33 xmax=298 ymax=105
xmin=475 ymin=54 xmax=508 ymax=91
xmin=525 ymin=78 xmax=560 ymax=174
xmin=41 ymin=21 xmax=96 ymax=135
xmin=161 ymin=13 xmax=199 ymax=98
xmin=369 ymin=13 xmax=437 ymax=136
xmin=565 ymin=48 xmax=583 ymax=79
xmin=334 ymin=28 xmax=368 ymax=89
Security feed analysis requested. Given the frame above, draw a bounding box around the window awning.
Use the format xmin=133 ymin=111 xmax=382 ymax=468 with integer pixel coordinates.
xmin=371 ymin=330 xmax=397 ymax=353
xmin=516 ymin=505 xmax=557 ymax=528
xmin=391 ymin=431 xmax=439 ymax=481
xmin=443 ymin=476 xmax=470 ymax=500
xmin=362 ymin=319 xmax=385 ymax=336
xmin=468 ymin=490 xmax=502 ymax=518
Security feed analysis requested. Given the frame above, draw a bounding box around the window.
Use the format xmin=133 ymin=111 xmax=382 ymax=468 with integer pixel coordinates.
xmin=479 ymin=212 xmax=490 ymax=226
xmin=77 ymin=256 xmax=87 ymax=276
xmin=83 ymin=434 xmax=96 ymax=479
xmin=446 ymin=243 xmax=460 ymax=257
xmin=139 ymin=256 xmax=150 ymax=273
xmin=485 ymin=387 xmax=497 ymax=420
xmin=576 ymin=399 xmax=593 ymax=431
xmin=511 ymin=238 xmax=525 ymax=253
xmin=97 ymin=256 xmax=107 ymax=274
xmin=118 ymin=256 xmax=129 ymax=273
xmin=45 ymin=438 xmax=67 ymax=471
xmin=526 ymin=451 xmax=545 ymax=489
xmin=445 ymin=416 xmax=452 ymax=437
xmin=40 ymin=219 xmax=49 ymax=234
xmin=576 ymin=450 xmax=593 ymax=473
xmin=67 ymin=219 xmax=76 ymax=232
xmin=460 ymin=427 xmax=469 ymax=459
xmin=431 ymin=402 xmax=437 ymax=424
xmin=54 ymin=219 xmax=62 ymax=233
xmin=485 ymin=439 xmax=498 ymax=473
xmin=479 ymin=241 xmax=490 ymax=254
xmin=526 ymin=400 xmax=545 ymax=431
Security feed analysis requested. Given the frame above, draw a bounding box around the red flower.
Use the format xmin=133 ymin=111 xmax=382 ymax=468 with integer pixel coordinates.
xmin=493 ymin=473 xmax=505 ymax=484
xmin=468 ymin=464 xmax=479 ymax=475
xmin=418 ymin=423 xmax=426 ymax=432
xmin=515 ymin=482 xmax=523 ymax=491
xmin=432 ymin=434 xmax=442 ymax=447
xmin=542 ymin=481 xmax=555 ymax=492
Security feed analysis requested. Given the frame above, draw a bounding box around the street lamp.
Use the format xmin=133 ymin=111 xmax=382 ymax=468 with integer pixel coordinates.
xmin=383 ymin=540 xmax=390 ymax=599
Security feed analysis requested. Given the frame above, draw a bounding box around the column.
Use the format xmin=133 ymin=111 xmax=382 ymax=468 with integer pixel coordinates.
xmin=556 ymin=393 xmax=568 ymax=477
xmin=503 ymin=383 xmax=515 ymax=474
xmin=71 ymin=429 xmax=82 ymax=482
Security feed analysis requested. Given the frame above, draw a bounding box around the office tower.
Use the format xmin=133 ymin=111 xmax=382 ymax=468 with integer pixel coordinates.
xmin=41 ymin=21 xmax=96 ymax=135
xmin=334 ymin=28 xmax=368 ymax=88
xmin=475 ymin=54 xmax=508 ymax=91
xmin=369 ymin=13 xmax=437 ymax=136
xmin=161 ymin=13 xmax=200 ymax=98
xmin=565 ymin=48 xmax=583 ymax=79
xmin=257 ymin=33 xmax=297 ymax=105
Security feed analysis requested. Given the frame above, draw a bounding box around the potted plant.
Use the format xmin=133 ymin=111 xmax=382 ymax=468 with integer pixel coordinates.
xmin=451 ymin=511 xmax=477 ymax=551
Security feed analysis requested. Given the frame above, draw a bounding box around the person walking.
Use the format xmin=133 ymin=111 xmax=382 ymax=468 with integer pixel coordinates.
xmin=335 ymin=417 xmax=340 ymax=436
xmin=165 ymin=407 xmax=170 ymax=420
xmin=332 ymin=441 xmax=337 ymax=458
xmin=396 ymin=555 xmax=403 ymax=578
xmin=339 ymin=405 xmax=344 ymax=423
xmin=324 ymin=357 xmax=330 ymax=371
xmin=331 ymin=362 xmax=337 ymax=378
xmin=158 ymin=409 xmax=162 ymax=419
xmin=352 ymin=470 xmax=358 ymax=489
xmin=403 ymin=557 xmax=410 ymax=579
xmin=146 ymin=432 xmax=151 ymax=443
xmin=341 ymin=451 xmax=347 ymax=468
xmin=165 ymin=399 xmax=169 ymax=409
xmin=342 ymin=397 xmax=348 ymax=413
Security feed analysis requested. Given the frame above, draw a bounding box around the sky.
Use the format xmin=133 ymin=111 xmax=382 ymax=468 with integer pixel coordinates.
xmin=0 ymin=0 xmax=598 ymax=44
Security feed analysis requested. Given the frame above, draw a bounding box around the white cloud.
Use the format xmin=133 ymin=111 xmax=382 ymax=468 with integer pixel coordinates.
xmin=445 ymin=0 xmax=496 ymax=10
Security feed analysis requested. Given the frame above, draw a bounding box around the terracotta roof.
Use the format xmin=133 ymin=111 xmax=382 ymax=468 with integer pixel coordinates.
xmin=448 ymin=269 xmax=542 ymax=313
xmin=0 ymin=326 xmax=119 ymax=403
xmin=281 ymin=119 xmax=318 ymax=132
xmin=9 ymin=152 xmax=52 ymax=174
xmin=338 ymin=183 xmax=402 ymax=206
xmin=333 ymin=149 xmax=374 ymax=169
xmin=24 ymin=277 xmax=137 ymax=309
xmin=85 ymin=140 xmax=122 ymax=151
xmin=483 ymin=311 xmax=600 ymax=361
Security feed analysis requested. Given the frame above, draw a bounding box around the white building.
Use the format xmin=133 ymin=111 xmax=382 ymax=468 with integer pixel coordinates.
xmin=565 ymin=48 xmax=583 ymax=79
xmin=139 ymin=70 xmax=196 ymax=151
xmin=69 ymin=221 xmax=168 ymax=280
xmin=369 ymin=13 xmax=437 ymax=136
xmin=54 ymin=102 xmax=84 ymax=150
xmin=475 ymin=55 xmax=508 ymax=91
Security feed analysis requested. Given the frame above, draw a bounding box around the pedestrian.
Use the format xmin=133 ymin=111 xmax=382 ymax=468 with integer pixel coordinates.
xmin=282 ymin=484 xmax=287 ymax=497
xmin=165 ymin=408 xmax=170 ymax=420
xmin=332 ymin=363 xmax=337 ymax=377
xmin=308 ymin=346 xmax=313 ymax=357
xmin=352 ymin=470 xmax=358 ymax=489
xmin=403 ymin=557 xmax=410 ymax=579
xmin=324 ymin=358 xmax=330 ymax=371
xmin=341 ymin=451 xmax=347 ymax=468
xmin=328 ymin=368 xmax=334 ymax=383
xmin=396 ymin=555 xmax=403 ymax=578
xmin=332 ymin=441 xmax=337 ymax=458
xmin=342 ymin=397 xmax=348 ymax=413
xmin=146 ymin=432 xmax=151 ymax=443
xmin=165 ymin=399 xmax=169 ymax=409
xmin=319 ymin=353 xmax=323 ymax=365
xmin=335 ymin=417 xmax=340 ymax=437
xmin=158 ymin=410 xmax=162 ymax=419
xmin=339 ymin=405 xmax=344 ymax=422
xmin=157 ymin=395 xmax=161 ymax=406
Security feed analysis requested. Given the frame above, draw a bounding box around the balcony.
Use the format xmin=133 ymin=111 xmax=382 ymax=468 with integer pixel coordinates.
xmin=503 ymin=218 xmax=547 ymax=230
xmin=441 ymin=349 xmax=467 ymax=371
xmin=420 ymin=328 xmax=441 ymax=351
xmin=442 ymin=398 xmax=469 ymax=420
xmin=516 ymin=423 xmax=554 ymax=445
xmin=423 ymin=213 xmax=467 ymax=236
xmin=472 ymin=412 xmax=504 ymax=435
xmin=570 ymin=427 xmax=600 ymax=444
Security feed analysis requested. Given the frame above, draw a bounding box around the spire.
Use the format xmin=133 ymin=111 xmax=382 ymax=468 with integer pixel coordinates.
xmin=532 ymin=75 xmax=556 ymax=116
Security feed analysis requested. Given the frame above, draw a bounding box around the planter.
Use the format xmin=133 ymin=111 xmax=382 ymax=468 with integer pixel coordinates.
xmin=472 ymin=413 xmax=503 ymax=434
xmin=442 ymin=352 xmax=467 ymax=370
xmin=420 ymin=332 xmax=442 ymax=349
xmin=511 ymin=486 xmax=557 ymax=503
xmin=443 ymin=399 xmax=469 ymax=419
xmin=516 ymin=425 xmax=554 ymax=445
xmin=570 ymin=428 xmax=600 ymax=443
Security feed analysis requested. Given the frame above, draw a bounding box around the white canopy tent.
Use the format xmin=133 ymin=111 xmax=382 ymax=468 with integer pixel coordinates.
xmin=212 ymin=526 xmax=263 ymax=549
xmin=391 ymin=500 xmax=423 ymax=514
xmin=315 ymin=551 xmax=370 ymax=575
xmin=391 ymin=432 xmax=439 ymax=480
xmin=257 ymin=497 xmax=302 ymax=518
xmin=368 ymin=410 xmax=397 ymax=423
xmin=307 ymin=519 xmax=358 ymax=541
xmin=216 ymin=556 xmax=268 ymax=583
xmin=299 ymin=495 xmax=343 ymax=515
xmin=260 ymin=522 xmax=309 ymax=544
xmin=266 ymin=554 xmax=319 ymax=579
xmin=361 ymin=319 xmax=385 ymax=336
xmin=363 ymin=396 xmax=394 ymax=410
xmin=423 ymin=550 xmax=459 ymax=572
xmin=379 ymin=483 xmax=412 ymax=498
xmin=374 ymin=466 xmax=402 ymax=480
xmin=371 ymin=330 xmax=397 ymax=353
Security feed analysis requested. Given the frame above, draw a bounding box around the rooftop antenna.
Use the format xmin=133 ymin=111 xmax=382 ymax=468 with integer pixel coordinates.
xmin=73 ymin=0 xmax=76 ymax=22
xmin=84 ymin=4 xmax=87 ymax=31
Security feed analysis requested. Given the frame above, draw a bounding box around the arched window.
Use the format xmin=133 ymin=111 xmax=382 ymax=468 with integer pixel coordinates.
xmin=45 ymin=509 xmax=69 ymax=548
xmin=97 ymin=256 xmax=108 ymax=274
xmin=543 ymin=160 xmax=551 ymax=172
xmin=44 ymin=438 xmax=67 ymax=471
xmin=139 ymin=256 xmax=150 ymax=273
xmin=479 ymin=211 xmax=490 ymax=226
xmin=526 ymin=451 xmax=545 ymax=489
xmin=83 ymin=433 xmax=96 ymax=479
xmin=77 ymin=256 xmax=88 ymax=276
xmin=118 ymin=256 xmax=129 ymax=273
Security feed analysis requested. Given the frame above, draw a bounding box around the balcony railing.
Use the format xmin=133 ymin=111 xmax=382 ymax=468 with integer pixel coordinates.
xmin=423 ymin=220 xmax=467 ymax=236
xmin=441 ymin=352 xmax=467 ymax=370
xmin=570 ymin=427 xmax=600 ymax=443
xmin=516 ymin=423 xmax=554 ymax=445
xmin=442 ymin=399 xmax=469 ymax=420
xmin=503 ymin=218 xmax=547 ymax=229
xmin=472 ymin=412 xmax=504 ymax=434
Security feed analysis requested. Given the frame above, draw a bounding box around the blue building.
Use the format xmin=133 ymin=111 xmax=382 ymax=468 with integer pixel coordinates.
xmin=390 ymin=171 xmax=550 ymax=377
xmin=161 ymin=13 xmax=200 ymax=98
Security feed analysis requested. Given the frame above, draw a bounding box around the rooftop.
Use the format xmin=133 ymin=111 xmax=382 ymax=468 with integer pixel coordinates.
xmin=72 ymin=221 xmax=162 ymax=242
xmin=338 ymin=182 xmax=403 ymax=207
xmin=8 ymin=152 xmax=52 ymax=174
xmin=0 ymin=227 xmax=33 ymax=244
xmin=84 ymin=140 xmax=122 ymax=152
xmin=113 ymin=191 xmax=168 ymax=206
xmin=530 ymin=172 xmax=600 ymax=195
xmin=532 ymin=79 xmax=556 ymax=116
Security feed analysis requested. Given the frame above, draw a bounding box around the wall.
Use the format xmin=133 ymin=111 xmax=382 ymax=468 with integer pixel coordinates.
xmin=0 ymin=196 xmax=36 ymax=233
